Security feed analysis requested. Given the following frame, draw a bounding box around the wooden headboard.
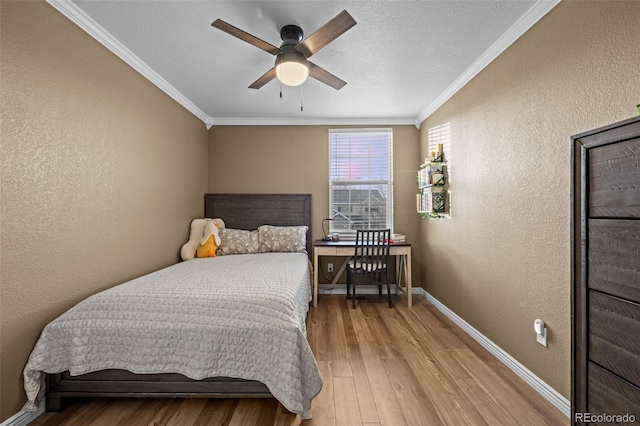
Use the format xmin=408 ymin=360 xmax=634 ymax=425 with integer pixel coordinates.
xmin=205 ymin=194 xmax=312 ymax=255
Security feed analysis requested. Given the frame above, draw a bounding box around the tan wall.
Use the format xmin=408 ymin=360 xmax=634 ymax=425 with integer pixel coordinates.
xmin=208 ymin=125 xmax=422 ymax=284
xmin=0 ymin=1 xmax=209 ymax=420
xmin=418 ymin=0 xmax=640 ymax=399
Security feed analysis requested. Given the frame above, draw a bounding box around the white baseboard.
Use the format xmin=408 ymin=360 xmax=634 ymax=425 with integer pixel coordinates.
xmin=416 ymin=288 xmax=570 ymax=418
xmin=1 ymin=401 xmax=45 ymax=426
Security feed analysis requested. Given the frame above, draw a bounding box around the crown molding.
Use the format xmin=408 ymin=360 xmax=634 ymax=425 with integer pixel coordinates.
xmin=47 ymin=0 xmax=559 ymax=131
xmin=208 ymin=117 xmax=417 ymax=127
xmin=45 ymin=0 xmax=414 ymax=130
xmin=45 ymin=0 xmax=212 ymax=127
xmin=414 ymin=0 xmax=561 ymax=126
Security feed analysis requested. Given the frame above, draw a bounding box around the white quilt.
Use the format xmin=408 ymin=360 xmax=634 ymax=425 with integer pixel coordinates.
xmin=22 ymin=252 xmax=322 ymax=419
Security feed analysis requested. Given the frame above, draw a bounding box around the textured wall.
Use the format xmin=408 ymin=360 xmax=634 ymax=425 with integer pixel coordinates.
xmin=0 ymin=1 xmax=208 ymax=420
xmin=418 ymin=0 xmax=640 ymax=399
xmin=208 ymin=125 xmax=422 ymax=283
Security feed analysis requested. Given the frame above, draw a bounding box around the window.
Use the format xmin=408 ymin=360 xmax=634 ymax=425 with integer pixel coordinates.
xmin=329 ymin=129 xmax=393 ymax=239
xmin=427 ymin=123 xmax=450 ymax=162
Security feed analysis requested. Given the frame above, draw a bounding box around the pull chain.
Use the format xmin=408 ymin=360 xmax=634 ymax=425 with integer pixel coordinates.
xmin=280 ymin=79 xmax=283 ymax=99
xmin=300 ymin=84 xmax=304 ymax=112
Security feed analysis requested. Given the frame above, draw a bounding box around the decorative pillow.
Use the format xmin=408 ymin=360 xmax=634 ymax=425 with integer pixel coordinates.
xmin=217 ymin=228 xmax=259 ymax=255
xmin=196 ymin=234 xmax=218 ymax=258
xmin=258 ymin=225 xmax=308 ymax=253
xmin=180 ymin=218 xmax=226 ymax=261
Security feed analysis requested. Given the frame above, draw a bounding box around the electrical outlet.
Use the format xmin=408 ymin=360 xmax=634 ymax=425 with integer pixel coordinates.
xmin=328 ymin=263 xmax=333 ymax=273
xmin=534 ymin=319 xmax=547 ymax=347
xmin=537 ymin=332 xmax=547 ymax=347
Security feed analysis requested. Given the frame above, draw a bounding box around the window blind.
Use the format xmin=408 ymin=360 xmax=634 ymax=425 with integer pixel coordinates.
xmin=328 ymin=129 xmax=393 ymax=238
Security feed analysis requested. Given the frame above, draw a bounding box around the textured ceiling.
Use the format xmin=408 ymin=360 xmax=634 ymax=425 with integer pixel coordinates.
xmin=60 ymin=0 xmax=556 ymax=126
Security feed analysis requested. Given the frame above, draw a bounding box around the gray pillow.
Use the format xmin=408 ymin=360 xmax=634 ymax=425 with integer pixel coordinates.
xmin=217 ymin=228 xmax=259 ymax=255
xmin=258 ymin=225 xmax=308 ymax=253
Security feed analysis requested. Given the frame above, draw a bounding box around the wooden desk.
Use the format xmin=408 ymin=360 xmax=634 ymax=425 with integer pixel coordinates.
xmin=312 ymin=240 xmax=412 ymax=308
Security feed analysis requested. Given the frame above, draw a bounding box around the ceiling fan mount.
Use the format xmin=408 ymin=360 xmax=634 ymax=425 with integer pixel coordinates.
xmin=279 ymin=25 xmax=304 ymax=44
xmin=212 ymin=11 xmax=356 ymax=90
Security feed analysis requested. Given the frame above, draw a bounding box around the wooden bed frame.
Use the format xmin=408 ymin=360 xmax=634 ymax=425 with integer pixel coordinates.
xmin=45 ymin=193 xmax=312 ymax=411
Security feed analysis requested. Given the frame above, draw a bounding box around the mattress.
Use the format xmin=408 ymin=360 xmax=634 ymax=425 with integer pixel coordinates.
xmin=22 ymin=252 xmax=322 ymax=418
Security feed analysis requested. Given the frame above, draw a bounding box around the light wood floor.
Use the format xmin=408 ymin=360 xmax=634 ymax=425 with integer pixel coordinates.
xmin=29 ymin=294 xmax=569 ymax=426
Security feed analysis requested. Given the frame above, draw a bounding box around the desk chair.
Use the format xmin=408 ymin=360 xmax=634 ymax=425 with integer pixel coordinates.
xmin=346 ymin=229 xmax=392 ymax=309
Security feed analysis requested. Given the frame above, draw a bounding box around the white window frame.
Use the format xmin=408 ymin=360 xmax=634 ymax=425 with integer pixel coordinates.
xmin=328 ymin=128 xmax=393 ymax=240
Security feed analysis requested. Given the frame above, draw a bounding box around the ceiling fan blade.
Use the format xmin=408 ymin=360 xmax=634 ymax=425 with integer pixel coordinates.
xmin=249 ymin=67 xmax=278 ymax=89
xmin=296 ymin=10 xmax=356 ymax=58
xmin=308 ymin=62 xmax=347 ymax=90
xmin=212 ymin=19 xmax=282 ymax=56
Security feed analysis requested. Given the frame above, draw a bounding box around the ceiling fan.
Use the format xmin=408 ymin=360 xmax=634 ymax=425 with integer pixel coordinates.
xmin=212 ymin=10 xmax=356 ymax=90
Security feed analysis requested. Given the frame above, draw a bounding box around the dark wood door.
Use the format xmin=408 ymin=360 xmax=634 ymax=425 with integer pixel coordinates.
xmin=571 ymin=116 xmax=640 ymax=425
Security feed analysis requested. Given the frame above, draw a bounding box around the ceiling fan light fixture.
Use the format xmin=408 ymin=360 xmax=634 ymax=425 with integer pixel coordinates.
xmin=275 ymin=51 xmax=309 ymax=86
xmin=213 ymin=11 xmax=355 ymax=90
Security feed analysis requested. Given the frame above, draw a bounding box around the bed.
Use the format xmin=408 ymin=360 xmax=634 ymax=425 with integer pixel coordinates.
xmin=22 ymin=193 xmax=321 ymax=419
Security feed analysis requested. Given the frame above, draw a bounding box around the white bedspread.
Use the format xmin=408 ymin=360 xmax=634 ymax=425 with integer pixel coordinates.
xmin=23 ymin=252 xmax=322 ymax=419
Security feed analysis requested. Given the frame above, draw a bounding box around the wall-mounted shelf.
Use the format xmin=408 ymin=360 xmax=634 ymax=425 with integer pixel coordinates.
xmin=417 ymin=154 xmax=447 ymax=218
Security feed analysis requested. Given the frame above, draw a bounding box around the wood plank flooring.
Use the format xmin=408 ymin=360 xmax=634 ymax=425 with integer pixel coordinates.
xmin=29 ymin=295 xmax=568 ymax=426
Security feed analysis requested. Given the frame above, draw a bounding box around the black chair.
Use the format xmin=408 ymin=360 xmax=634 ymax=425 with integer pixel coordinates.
xmin=346 ymin=229 xmax=392 ymax=309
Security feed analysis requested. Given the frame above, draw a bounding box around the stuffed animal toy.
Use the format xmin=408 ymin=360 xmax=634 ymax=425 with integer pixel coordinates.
xmin=196 ymin=221 xmax=221 ymax=258
xmin=180 ymin=218 xmax=224 ymax=260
